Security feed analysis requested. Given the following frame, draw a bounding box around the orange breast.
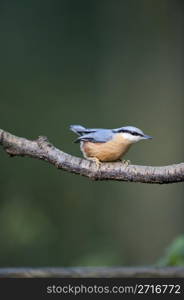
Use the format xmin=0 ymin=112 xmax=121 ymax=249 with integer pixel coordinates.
xmin=81 ymin=134 xmax=132 ymax=162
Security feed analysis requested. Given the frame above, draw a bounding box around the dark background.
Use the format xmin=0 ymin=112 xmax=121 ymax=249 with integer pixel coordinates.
xmin=0 ymin=0 xmax=183 ymax=267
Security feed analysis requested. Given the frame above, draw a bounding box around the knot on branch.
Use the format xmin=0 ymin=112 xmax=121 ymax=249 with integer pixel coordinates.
xmin=37 ymin=136 xmax=54 ymax=150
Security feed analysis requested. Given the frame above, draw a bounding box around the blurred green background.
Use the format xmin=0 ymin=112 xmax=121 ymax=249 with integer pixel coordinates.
xmin=0 ymin=0 xmax=183 ymax=267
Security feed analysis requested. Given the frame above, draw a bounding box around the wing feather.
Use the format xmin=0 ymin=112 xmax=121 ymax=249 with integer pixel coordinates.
xmin=74 ymin=130 xmax=113 ymax=143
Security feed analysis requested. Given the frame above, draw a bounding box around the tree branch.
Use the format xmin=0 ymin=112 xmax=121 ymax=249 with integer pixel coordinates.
xmin=0 ymin=267 xmax=184 ymax=278
xmin=0 ymin=128 xmax=183 ymax=184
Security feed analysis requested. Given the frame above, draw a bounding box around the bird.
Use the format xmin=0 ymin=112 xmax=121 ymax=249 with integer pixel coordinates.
xmin=70 ymin=124 xmax=152 ymax=167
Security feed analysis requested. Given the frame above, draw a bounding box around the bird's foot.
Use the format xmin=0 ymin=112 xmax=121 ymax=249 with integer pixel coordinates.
xmin=122 ymin=159 xmax=131 ymax=166
xmin=88 ymin=157 xmax=102 ymax=169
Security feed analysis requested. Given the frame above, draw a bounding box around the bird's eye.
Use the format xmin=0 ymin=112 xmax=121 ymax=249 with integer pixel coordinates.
xmin=132 ymin=132 xmax=139 ymax=136
xmin=131 ymin=132 xmax=143 ymax=137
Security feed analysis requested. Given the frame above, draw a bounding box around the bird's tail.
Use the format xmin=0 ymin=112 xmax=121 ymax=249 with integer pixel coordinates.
xmin=69 ymin=125 xmax=87 ymax=136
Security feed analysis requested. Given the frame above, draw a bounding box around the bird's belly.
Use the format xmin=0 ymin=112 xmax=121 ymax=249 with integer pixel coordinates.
xmin=81 ymin=141 xmax=131 ymax=162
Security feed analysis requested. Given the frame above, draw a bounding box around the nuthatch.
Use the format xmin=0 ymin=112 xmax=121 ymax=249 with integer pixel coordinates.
xmin=70 ymin=125 xmax=152 ymax=167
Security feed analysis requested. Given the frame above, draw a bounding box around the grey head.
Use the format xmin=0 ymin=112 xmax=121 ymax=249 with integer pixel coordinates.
xmin=113 ymin=126 xmax=152 ymax=142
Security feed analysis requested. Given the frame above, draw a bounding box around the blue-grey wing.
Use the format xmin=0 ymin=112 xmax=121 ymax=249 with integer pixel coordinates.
xmin=74 ymin=129 xmax=113 ymax=143
xmin=70 ymin=125 xmax=99 ymax=136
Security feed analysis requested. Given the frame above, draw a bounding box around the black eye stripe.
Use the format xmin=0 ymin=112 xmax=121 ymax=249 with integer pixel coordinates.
xmin=119 ymin=129 xmax=144 ymax=137
xmin=132 ymin=132 xmax=141 ymax=136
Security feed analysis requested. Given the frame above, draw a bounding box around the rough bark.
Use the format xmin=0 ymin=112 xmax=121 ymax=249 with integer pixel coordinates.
xmin=0 ymin=128 xmax=184 ymax=184
xmin=0 ymin=267 xmax=184 ymax=278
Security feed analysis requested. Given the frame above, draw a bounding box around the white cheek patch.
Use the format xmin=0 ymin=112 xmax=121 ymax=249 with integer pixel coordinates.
xmin=121 ymin=133 xmax=142 ymax=143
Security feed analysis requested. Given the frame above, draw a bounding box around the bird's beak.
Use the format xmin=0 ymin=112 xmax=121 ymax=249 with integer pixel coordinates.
xmin=143 ymin=135 xmax=152 ymax=139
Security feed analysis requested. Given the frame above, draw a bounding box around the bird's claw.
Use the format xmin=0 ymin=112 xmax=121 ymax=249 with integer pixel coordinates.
xmin=122 ymin=159 xmax=131 ymax=166
xmin=88 ymin=157 xmax=101 ymax=170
